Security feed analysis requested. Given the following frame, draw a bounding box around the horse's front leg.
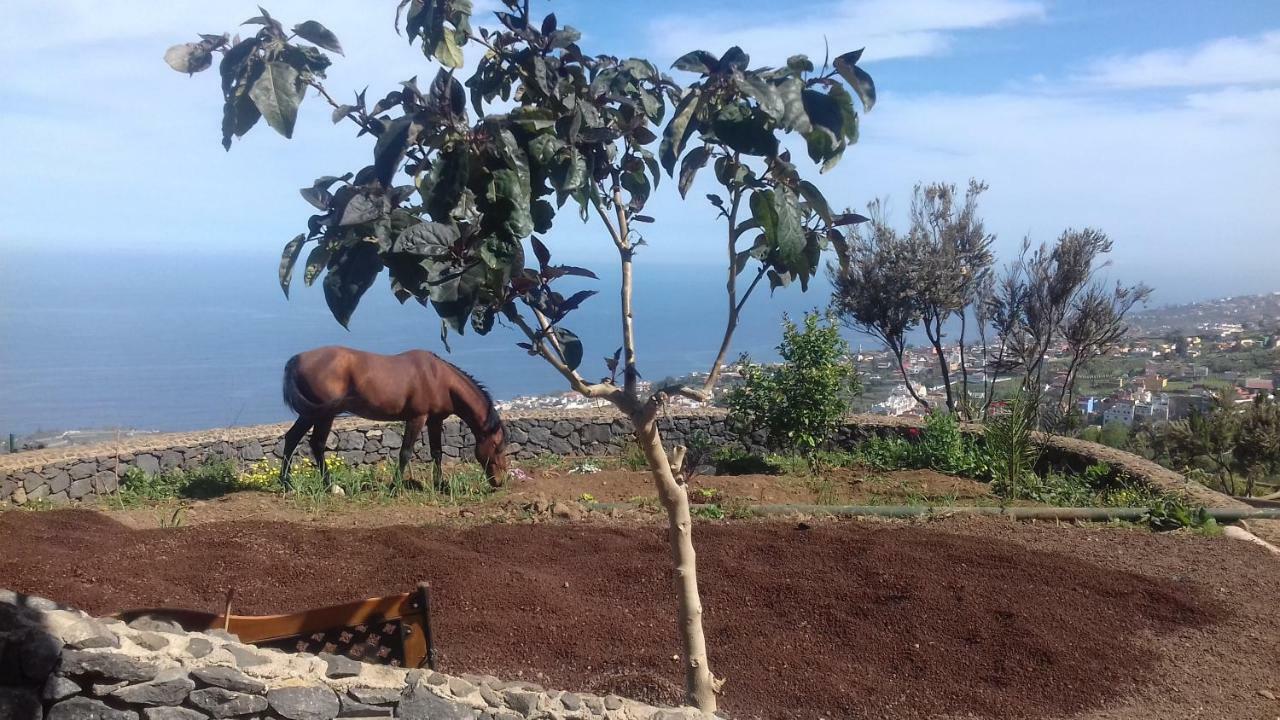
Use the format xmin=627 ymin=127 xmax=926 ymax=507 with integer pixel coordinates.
xmin=400 ymin=416 xmax=426 ymax=488
xmin=427 ymin=417 xmax=446 ymax=492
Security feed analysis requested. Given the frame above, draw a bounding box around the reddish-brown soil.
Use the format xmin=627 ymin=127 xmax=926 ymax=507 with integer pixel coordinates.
xmin=3 ymin=509 xmax=1278 ymax=719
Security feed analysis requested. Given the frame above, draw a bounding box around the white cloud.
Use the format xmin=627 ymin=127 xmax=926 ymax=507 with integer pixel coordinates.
xmin=648 ymin=0 xmax=1046 ymax=65
xmin=1084 ymin=30 xmax=1280 ymax=88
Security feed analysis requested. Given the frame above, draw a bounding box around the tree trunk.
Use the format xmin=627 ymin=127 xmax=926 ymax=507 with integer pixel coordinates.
xmin=632 ymin=413 xmax=717 ymax=712
xmin=893 ymin=350 xmax=930 ymax=410
xmin=957 ymin=312 xmax=971 ymax=420
xmin=924 ymin=317 xmax=955 ymax=414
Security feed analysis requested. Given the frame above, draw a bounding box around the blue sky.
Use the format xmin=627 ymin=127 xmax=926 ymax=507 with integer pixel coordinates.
xmin=3 ymin=0 xmax=1279 ymax=301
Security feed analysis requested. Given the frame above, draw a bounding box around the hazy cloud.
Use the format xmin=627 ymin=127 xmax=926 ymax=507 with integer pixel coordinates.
xmin=1084 ymin=30 xmax=1280 ymax=88
xmin=648 ymin=0 xmax=1046 ymax=65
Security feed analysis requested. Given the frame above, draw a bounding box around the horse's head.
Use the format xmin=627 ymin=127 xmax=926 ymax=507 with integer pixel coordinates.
xmin=475 ymin=425 xmax=509 ymax=487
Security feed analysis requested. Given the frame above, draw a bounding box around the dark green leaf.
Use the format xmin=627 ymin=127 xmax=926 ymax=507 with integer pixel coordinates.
xmin=546 ymin=264 xmax=597 ymax=280
xmin=339 ymin=194 xmax=383 ymax=226
xmin=719 ymin=47 xmax=749 ymax=72
xmin=621 ymin=168 xmax=650 ymax=209
xmin=672 ymin=50 xmax=718 ymax=74
xmin=553 ymin=327 xmax=584 ymax=370
xmin=489 ymin=168 xmax=533 ymax=238
xmin=555 ymin=289 xmax=597 ymax=320
xmin=831 ymin=212 xmax=870 ymax=227
xmin=678 ymin=145 xmax=711 ymax=198
xmin=429 ymin=68 xmax=466 ymax=115
xmin=797 ymin=180 xmax=833 ymax=223
xmin=772 ymin=187 xmax=805 ymax=272
xmin=303 ymin=244 xmax=330 ymax=286
xmin=659 ymin=90 xmax=699 ymax=175
xmin=531 ymin=199 xmax=555 ymax=233
xmin=775 ymin=78 xmax=811 ymax=134
xmin=471 ymin=305 xmax=496 ymax=335
xmin=829 ymin=84 xmax=860 ymax=144
xmin=278 ymin=234 xmax=307 ymax=298
xmin=219 ymin=38 xmax=260 ymax=93
xmin=220 ymin=90 xmax=261 ymax=150
xmin=712 ymin=103 xmax=778 ymax=157
xmin=750 ymin=189 xmax=778 ymax=247
xmin=531 ymin=236 xmax=551 ymax=269
xmin=549 ymin=27 xmax=581 ymax=49
xmin=323 ymin=240 xmax=383 ymax=328
xmin=373 ymin=115 xmax=413 ymax=185
xmin=435 ymin=29 xmax=464 ymax=69
xmin=249 ymin=61 xmax=303 ymax=138
xmin=299 ymin=186 xmax=329 ymax=210
xmin=833 ymin=50 xmax=876 ymax=111
xmin=735 ymin=74 xmax=783 ymax=120
xmin=293 ymin=20 xmax=343 ymax=54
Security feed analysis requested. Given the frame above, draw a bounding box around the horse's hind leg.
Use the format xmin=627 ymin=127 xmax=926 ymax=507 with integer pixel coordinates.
xmin=279 ymin=417 xmax=313 ymax=490
xmin=310 ymin=416 xmax=335 ymax=485
xmin=400 ymin=416 xmax=426 ymax=487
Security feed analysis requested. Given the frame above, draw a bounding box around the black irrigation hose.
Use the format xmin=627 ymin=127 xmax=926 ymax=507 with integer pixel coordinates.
xmin=588 ymin=503 xmax=1280 ymax=522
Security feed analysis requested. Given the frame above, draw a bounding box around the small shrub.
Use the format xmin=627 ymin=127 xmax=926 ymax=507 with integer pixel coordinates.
xmin=620 ymin=441 xmax=648 ymax=471
xmin=917 ymin=411 xmax=968 ymax=473
xmin=725 ymin=311 xmax=860 ymax=458
xmin=983 ymin=392 xmax=1043 ymax=498
xmin=712 ymin=446 xmax=775 ymax=475
xmin=691 ymin=504 xmax=725 ymax=520
xmin=854 ymin=435 xmax=913 ymax=471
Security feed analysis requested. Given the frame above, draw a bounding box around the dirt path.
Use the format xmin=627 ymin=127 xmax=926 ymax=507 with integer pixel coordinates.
xmin=2 ymin=509 xmax=1277 ymax=719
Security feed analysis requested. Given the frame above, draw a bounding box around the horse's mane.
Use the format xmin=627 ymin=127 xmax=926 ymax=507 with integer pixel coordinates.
xmin=442 ymin=359 xmax=503 ymax=436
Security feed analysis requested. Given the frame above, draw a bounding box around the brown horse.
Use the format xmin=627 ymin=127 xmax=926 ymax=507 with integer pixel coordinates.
xmin=279 ymin=346 xmax=508 ymax=488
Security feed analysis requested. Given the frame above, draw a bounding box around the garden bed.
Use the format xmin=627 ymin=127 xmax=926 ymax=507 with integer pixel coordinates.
xmin=2 ymin=509 xmax=1278 ymax=719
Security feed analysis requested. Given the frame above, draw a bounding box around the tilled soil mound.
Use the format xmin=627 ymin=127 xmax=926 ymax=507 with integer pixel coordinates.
xmin=0 ymin=510 xmax=1259 ymax=719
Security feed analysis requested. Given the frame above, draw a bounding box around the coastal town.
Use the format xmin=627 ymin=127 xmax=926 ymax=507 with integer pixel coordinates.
xmin=500 ymin=292 xmax=1280 ymax=431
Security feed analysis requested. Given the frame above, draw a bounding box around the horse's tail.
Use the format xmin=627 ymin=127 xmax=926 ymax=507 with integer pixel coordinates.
xmin=282 ymin=354 xmax=333 ymax=418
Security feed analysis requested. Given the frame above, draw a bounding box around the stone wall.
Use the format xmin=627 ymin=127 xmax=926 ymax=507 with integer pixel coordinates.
xmin=0 ymin=410 xmax=1234 ymax=511
xmin=0 ymin=589 xmax=708 ymax=720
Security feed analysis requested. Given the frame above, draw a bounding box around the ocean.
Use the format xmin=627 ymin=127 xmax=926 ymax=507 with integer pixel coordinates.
xmin=0 ymin=249 xmax=870 ymax=435
xmin=0 ymin=249 xmax=1254 ymax=437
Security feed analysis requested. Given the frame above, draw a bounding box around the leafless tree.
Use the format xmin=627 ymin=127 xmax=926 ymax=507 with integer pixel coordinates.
xmin=1058 ymin=281 xmax=1152 ymax=412
xmin=908 ymin=179 xmax=995 ymax=417
xmin=829 ymin=199 xmax=930 ymax=409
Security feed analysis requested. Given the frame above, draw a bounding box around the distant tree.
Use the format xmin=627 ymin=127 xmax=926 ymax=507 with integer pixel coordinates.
xmin=726 ymin=311 xmax=861 ymax=458
xmin=829 ymin=200 xmax=928 ymax=409
xmin=1079 ymin=425 xmax=1102 ymax=443
xmin=1159 ymin=394 xmax=1241 ymax=494
xmin=1233 ymin=395 xmax=1280 ymax=496
xmin=1099 ymin=420 xmax=1130 ymax=449
xmin=908 ymin=180 xmax=995 ymax=419
xmin=164 ymin=2 xmax=875 ymax=709
xmin=1057 ymin=282 xmax=1151 ymax=413
xmin=976 ymin=257 xmax=1029 ymax=417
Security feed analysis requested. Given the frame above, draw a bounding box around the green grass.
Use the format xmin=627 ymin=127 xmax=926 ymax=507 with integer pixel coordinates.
xmin=111 ymin=456 xmax=498 ymax=512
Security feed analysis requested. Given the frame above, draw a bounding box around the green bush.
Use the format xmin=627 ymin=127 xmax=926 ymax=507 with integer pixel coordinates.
xmin=982 ymin=392 xmax=1043 ymax=497
xmin=726 ymin=312 xmax=860 ymax=458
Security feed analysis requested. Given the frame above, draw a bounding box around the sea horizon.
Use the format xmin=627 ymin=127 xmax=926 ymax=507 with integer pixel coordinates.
xmin=2 ymin=247 xmax=1273 ymax=437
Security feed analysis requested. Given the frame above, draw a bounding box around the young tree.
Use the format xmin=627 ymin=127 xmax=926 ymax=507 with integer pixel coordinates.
xmin=907 ymin=180 xmax=995 ymax=418
xmin=828 ymin=200 xmax=928 ymax=408
xmin=1057 ymin=281 xmax=1151 ymax=413
xmin=726 ymin=311 xmax=861 ymax=458
xmin=165 ymin=2 xmax=874 ymax=710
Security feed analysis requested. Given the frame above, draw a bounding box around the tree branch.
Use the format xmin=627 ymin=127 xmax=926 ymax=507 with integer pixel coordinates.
xmin=612 ymin=185 xmax=639 ymax=398
xmin=305 ymin=79 xmax=375 ymax=134
xmin=508 ymin=306 xmax=621 ymax=401
xmin=699 ymin=187 xmax=747 ymax=397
